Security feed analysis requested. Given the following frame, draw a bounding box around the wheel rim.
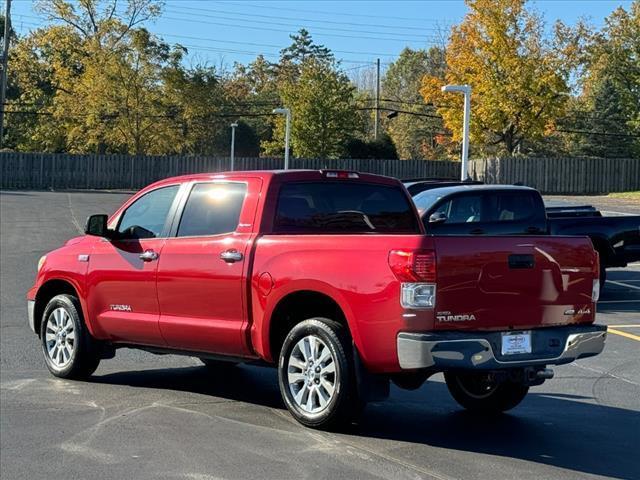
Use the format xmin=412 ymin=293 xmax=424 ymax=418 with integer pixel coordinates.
xmin=455 ymin=373 xmax=498 ymax=399
xmin=287 ymin=335 xmax=337 ymax=414
xmin=44 ymin=307 xmax=76 ymax=369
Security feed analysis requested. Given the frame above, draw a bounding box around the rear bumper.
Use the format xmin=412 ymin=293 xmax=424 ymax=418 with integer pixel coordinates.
xmin=397 ymin=324 xmax=607 ymax=370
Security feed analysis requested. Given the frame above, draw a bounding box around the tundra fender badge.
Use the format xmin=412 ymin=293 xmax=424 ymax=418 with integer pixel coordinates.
xmin=110 ymin=304 xmax=132 ymax=312
xmin=436 ymin=311 xmax=476 ymax=322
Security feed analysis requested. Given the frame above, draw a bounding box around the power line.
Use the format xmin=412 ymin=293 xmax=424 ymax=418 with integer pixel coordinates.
xmin=159 ymin=13 xmax=441 ymax=44
xmin=15 ymin=15 xmax=401 ymax=62
xmin=162 ymin=8 xmax=438 ymax=42
xmin=169 ymin=5 xmax=448 ymax=33
xmin=213 ymin=1 xmax=455 ymax=25
xmin=555 ymin=128 xmax=640 ymax=138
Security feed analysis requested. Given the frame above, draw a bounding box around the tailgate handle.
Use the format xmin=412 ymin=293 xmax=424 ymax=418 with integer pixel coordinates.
xmin=509 ymin=254 xmax=534 ymax=269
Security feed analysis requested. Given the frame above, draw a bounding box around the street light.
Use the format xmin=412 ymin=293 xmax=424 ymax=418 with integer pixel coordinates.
xmin=272 ymin=108 xmax=291 ymax=170
xmin=441 ymin=84 xmax=471 ymax=181
xmin=229 ymin=122 xmax=238 ymax=171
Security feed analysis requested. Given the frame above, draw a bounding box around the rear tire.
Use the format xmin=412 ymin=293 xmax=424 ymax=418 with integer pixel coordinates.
xmin=40 ymin=294 xmax=100 ymax=379
xmin=278 ymin=317 xmax=361 ymax=429
xmin=444 ymin=371 xmax=529 ymax=413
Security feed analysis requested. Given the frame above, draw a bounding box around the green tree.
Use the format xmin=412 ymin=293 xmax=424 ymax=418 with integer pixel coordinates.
xmin=262 ymin=59 xmax=360 ymax=159
xmin=582 ymin=1 xmax=640 ymax=154
xmin=382 ymin=47 xmax=446 ymax=159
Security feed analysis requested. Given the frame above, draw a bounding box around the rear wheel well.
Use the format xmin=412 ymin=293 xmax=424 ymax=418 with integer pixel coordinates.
xmin=269 ymin=291 xmax=348 ymax=361
xmin=34 ymin=280 xmax=79 ymax=336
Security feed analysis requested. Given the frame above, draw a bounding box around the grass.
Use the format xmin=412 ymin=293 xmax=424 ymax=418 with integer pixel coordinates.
xmin=608 ymin=191 xmax=640 ymax=201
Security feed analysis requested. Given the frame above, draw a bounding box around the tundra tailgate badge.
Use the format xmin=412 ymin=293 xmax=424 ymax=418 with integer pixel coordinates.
xmin=436 ymin=311 xmax=476 ymax=322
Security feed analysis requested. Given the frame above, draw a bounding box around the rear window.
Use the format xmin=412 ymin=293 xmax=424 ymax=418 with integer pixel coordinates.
xmin=273 ymin=181 xmax=420 ymax=234
xmin=490 ymin=192 xmax=537 ymax=222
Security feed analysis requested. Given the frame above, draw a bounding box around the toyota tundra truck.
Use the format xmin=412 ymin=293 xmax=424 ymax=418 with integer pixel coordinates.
xmin=27 ymin=170 xmax=606 ymax=429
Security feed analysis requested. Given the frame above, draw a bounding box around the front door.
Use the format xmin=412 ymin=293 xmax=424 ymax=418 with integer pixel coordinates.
xmin=86 ymin=184 xmax=181 ymax=345
xmin=157 ymin=180 xmax=259 ymax=356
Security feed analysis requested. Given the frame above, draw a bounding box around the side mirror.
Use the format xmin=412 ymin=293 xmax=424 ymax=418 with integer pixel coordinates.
xmin=429 ymin=212 xmax=448 ymax=224
xmin=85 ymin=214 xmax=109 ymax=237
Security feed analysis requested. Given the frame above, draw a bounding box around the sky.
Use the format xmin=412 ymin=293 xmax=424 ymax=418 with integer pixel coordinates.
xmin=7 ymin=0 xmax=634 ymax=73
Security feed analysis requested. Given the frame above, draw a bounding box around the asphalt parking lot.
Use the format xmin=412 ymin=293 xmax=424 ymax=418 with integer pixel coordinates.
xmin=1 ymin=190 xmax=639 ymax=480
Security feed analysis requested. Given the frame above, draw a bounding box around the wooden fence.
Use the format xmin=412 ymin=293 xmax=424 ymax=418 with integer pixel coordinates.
xmin=0 ymin=152 xmax=637 ymax=194
xmin=0 ymin=153 xmax=459 ymax=190
xmin=468 ymin=157 xmax=639 ymax=194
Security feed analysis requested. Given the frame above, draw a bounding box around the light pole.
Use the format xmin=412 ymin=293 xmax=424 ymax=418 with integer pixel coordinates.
xmin=272 ymin=107 xmax=291 ymax=170
xmin=441 ymin=84 xmax=471 ymax=181
xmin=229 ymin=122 xmax=238 ymax=171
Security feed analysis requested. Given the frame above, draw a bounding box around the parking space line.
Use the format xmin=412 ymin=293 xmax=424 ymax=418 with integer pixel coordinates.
xmin=606 ymin=280 xmax=640 ymax=291
xmin=598 ymin=300 xmax=640 ymax=304
xmin=608 ymin=324 xmax=640 ymax=328
xmin=608 ymin=328 xmax=640 ymax=342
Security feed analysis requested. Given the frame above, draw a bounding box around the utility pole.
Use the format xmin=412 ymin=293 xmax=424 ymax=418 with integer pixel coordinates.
xmin=374 ymin=58 xmax=380 ymax=140
xmin=229 ymin=122 xmax=238 ymax=171
xmin=0 ymin=0 xmax=12 ymax=148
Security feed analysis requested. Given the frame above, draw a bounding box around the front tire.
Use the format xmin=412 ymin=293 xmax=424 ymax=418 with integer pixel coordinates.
xmin=444 ymin=371 xmax=529 ymax=413
xmin=40 ymin=294 xmax=100 ymax=379
xmin=277 ymin=318 xmax=361 ymax=429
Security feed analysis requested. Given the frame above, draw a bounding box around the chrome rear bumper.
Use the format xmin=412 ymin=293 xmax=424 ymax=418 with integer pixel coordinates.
xmin=397 ymin=325 xmax=607 ymax=370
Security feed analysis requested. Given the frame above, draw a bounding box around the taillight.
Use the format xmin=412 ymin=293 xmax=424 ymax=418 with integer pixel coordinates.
xmin=388 ymin=250 xmax=436 ymax=282
xmin=389 ymin=250 xmax=437 ymax=309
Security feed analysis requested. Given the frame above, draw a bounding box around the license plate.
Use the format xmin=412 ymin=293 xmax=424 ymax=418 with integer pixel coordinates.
xmin=501 ymin=331 xmax=532 ymax=355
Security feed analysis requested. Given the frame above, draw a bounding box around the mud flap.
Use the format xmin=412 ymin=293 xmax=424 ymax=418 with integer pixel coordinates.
xmin=353 ymin=345 xmax=390 ymax=402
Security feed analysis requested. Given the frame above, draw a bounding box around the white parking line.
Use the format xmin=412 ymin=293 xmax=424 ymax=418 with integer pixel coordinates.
xmin=598 ymin=300 xmax=640 ymax=304
xmin=607 ymin=280 xmax=640 ymax=291
xmin=600 ymin=210 xmax=638 ymax=217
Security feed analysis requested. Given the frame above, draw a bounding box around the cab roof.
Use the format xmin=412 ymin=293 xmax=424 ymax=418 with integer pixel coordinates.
xmin=143 ymin=169 xmax=402 ymax=190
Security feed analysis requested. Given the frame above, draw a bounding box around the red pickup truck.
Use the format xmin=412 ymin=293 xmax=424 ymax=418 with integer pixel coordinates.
xmin=28 ymin=170 xmax=606 ymax=428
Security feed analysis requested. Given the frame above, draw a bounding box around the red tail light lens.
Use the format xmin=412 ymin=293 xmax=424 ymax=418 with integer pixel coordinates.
xmin=388 ymin=250 xmax=436 ymax=282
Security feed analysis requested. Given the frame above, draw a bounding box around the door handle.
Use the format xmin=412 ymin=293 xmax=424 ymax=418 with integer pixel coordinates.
xmin=508 ymin=254 xmax=534 ymax=269
xmin=139 ymin=249 xmax=159 ymax=262
xmin=220 ymin=249 xmax=243 ymax=263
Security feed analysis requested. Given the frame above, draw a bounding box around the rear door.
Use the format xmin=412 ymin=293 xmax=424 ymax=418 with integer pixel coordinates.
xmin=156 ymin=179 xmax=261 ymax=356
xmin=433 ymin=236 xmax=598 ymax=331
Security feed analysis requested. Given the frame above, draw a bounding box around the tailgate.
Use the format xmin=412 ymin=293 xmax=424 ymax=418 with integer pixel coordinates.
xmin=434 ymin=236 xmax=598 ymax=331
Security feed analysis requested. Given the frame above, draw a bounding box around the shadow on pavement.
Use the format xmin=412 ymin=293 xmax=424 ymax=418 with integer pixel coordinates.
xmin=93 ymin=364 xmax=639 ymax=480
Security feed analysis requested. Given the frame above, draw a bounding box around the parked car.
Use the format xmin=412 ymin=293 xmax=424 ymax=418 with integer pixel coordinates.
xmin=28 ymin=170 xmax=605 ymax=429
xmin=408 ymin=182 xmax=640 ymax=286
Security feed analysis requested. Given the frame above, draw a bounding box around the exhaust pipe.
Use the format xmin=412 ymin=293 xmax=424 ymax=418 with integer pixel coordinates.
xmin=535 ymin=368 xmax=554 ymax=380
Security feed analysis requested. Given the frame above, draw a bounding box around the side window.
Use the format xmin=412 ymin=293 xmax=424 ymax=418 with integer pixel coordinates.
xmin=117 ymin=185 xmax=179 ymax=239
xmin=493 ymin=192 xmax=536 ymax=222
xmin=435 ymin=194 xmax=484 ymax=224
xmin=176 ymin=182 xmax=247 ymax=237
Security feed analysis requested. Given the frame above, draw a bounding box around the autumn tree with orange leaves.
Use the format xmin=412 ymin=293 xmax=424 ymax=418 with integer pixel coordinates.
xmin=421 ymin=0 xmax=582 ymax=156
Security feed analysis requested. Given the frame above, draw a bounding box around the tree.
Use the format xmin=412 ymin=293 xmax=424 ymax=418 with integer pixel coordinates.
xmin=8 ymin=0 xmax=184 ymax=154
xmin=279 ymin=29 xmax=333 ymax=66
xmin=262 ymin=59 xmax=360 ymax=159
xmin=344 ymin=133 xmax=398 ymax=159
xmin=382 ymin=47 xmax=446 ymax=159
xmin=581 ymin=1 xmax=640 ymax=155
xmin=421 ymin=0 xmax=573 ymax=155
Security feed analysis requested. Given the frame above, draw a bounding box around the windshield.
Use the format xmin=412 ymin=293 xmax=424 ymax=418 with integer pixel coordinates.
xmin=412 ymin=190 xmax=446 ymax=215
